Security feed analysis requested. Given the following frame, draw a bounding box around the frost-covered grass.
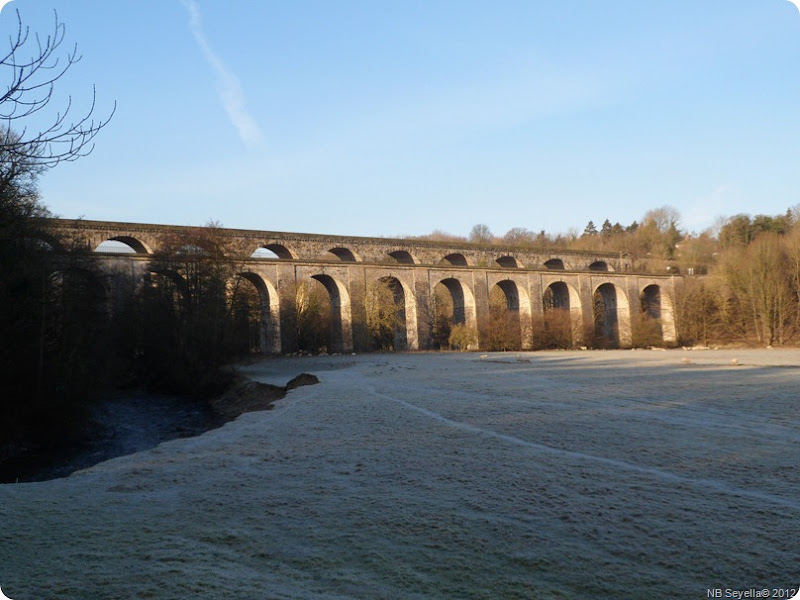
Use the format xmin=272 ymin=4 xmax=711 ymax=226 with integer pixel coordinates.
xmin=2 ymin=349 xmax=799 ymax=599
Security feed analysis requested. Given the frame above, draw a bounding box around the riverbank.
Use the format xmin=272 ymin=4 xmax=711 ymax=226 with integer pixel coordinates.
xmin=0 ymin=373 xmax=316 ymax=484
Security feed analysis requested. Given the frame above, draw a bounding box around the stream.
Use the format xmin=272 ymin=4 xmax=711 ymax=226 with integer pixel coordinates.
xmin=1 ymin=391 xmax=224 ymax=483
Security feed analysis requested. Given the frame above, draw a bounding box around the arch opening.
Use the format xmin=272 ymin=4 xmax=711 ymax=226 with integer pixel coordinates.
xmin=293 ymin=278 xmax=331 ymax=354
xmin=21 ymin=231 xmax=62 ymax=252
xmin=260 ymin=243 xmax=294 ymax=259
xmin=306 ymin=274 xmax=352 ymax=353
xmin=496 ymin=256 xmax=519 ymax=268
xmin=541 ymin=282 xmax=575 ymax=349
xmin=593 ymin=283 xmax=620 ymax=349
xmin=327 ymin=247 xmax=358 ymax=262
xmin=236 ymin=273 xmax=281 ymax=354
xmin=641 ymin=285 xmax=662 ymax=320
xmin=250 ymin=248 xmax=280 ymax=259
xmin=388 ymin=250 xmax=415 ymax=264
xmin=440 ymin=253 xmax=468 ymax=266
xmin=488 ymin=280 xmax=524 ymax=351
xmin=366 ymin=276 xmax=413 ymax=351
xmin=428 ymin=277 xmax=477 ymax=350
xmin=544 ymin=258 xmax=565 ymax=270
xmin=588 ymin=261 xmax=609 ymax=272
xmin=635 ymin=284 xmax=664 ymax=347
xmin=95 ymin=237 xmax=147 ymax=254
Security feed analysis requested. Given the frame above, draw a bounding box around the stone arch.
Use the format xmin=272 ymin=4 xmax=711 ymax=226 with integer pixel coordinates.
xmin=542 ymin=281 xmax=583 ymax=348
xmin=328 ymin=247 xmax=359 ymax=262
xmin=254 ymin=243 xmax=294 ymax=259
xmin=641 ymin=283 xmax=676 ymax=344
xmin=368 ymin=276 xmax=419 ymax=351
xmin=28 ymin=230 xmax=64 ymax=252
xmin=496 ymin=256 xmax=520 ymax=268
xmin=237 ymin=272 xmax=281 ymax=354
xmin=311 ymin=273 xmax=353 ymax=353
xmin=544 ymin=258 xmax=565 ymax=270
xmin=641 ymin=285 xmax=662 ymax=320
xmin=95 ymin=235 xmax=152 ymax=254
xmin=588 ymin=261 xmax=611 ymax=272
xmin=430 ymin=277 xmax=478 ymax=349
xmin=593 ymin=282 xmax=631 ymax=348
xmin=388 ymin=250 xmax=415 ymax=264
xmin=441 ymin=253 xmax=469 ymax=266
xmin=488 ymin=279 xmax=532 ymax=350
xmin=438 ymin=277 xmax=476 ymax=326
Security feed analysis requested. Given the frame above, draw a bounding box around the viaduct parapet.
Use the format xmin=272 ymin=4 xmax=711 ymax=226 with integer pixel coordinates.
xmin=44 ymin=218 xmax=679 ymax=354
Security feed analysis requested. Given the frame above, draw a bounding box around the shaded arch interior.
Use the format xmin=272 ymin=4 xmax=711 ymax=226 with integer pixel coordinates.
xmin=388 ymin=250 xmax=415 ymax=264
xmin=496 ymin=256 xmax=519 ymax=268
xmin=328 ymin=248 xmax=358 ymax=262
xmin=488 ymin=279 xmax=531 ymax=350
xmin=593 ymin=282 xmax=631 ymax=348
xmin=542 ymin=281 xmax=583 ymax=348
xmin=238 ymin=272 xmax=281 ymax=354
xmin=640 ymin=283 xmax=677 ymax=344
xmin=432 ymin=277 xmax=477 ymax=349
xmin=641 ymin=285 xmax=661 ymax=320
xmin=438 ymin=277 xmax=470 ymax=325
xmin=544 ymin=258 xmax=565 ymax=270
xmin=370 ymin=275 xmax=418 ymax=351
xmin=311 ymin=273 xmax=353 ymax=352
xmin=441 ymin=253 xmax=468 ymax=266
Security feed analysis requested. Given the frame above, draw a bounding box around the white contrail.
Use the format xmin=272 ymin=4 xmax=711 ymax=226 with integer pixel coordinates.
xmin=180 ymin=0 xmax=264 ymax=147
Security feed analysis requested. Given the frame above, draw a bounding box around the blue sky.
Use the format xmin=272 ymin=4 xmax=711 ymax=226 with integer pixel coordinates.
xmin=7 ymin=1 xmax=800 ymax=237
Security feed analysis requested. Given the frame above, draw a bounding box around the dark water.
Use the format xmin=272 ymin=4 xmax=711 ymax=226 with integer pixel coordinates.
xmin=1 ymin=392 xmax=225 ymax=483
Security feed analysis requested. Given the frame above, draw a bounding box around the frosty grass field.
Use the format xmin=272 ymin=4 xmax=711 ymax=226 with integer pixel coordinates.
xmin=1 ymin=349 xmax=799 ymax=599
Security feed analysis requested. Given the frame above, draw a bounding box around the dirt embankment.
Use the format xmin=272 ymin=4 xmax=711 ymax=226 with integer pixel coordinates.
xmin=209 ymin=373 xmax=319 ymax=420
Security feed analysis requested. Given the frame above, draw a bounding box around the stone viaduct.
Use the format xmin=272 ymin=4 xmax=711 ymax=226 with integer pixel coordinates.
xmin=45 ymin=218 xmax=679 ymax=354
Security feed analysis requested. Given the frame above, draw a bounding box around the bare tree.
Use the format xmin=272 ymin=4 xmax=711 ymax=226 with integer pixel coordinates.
xmin=675 ymin=276 xmax=724 ymax=346
xmin=502 ymin=226 xmax=536 ymax=246
xmin=720 ymin=234 xmax=792 ymax=345
xmin=0 ymin=9 xmax=114 ymax=180
xmin=468 ymin=223 xmax=493 ymax=245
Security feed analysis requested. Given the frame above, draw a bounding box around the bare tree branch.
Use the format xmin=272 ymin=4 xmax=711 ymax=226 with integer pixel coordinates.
xmin=0 ymin=9 xmax=115 ymax=171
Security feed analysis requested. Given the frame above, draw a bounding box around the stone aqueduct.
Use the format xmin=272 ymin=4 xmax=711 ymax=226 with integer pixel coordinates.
xmin=45 ymin=219 xmax=679 ymax=354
